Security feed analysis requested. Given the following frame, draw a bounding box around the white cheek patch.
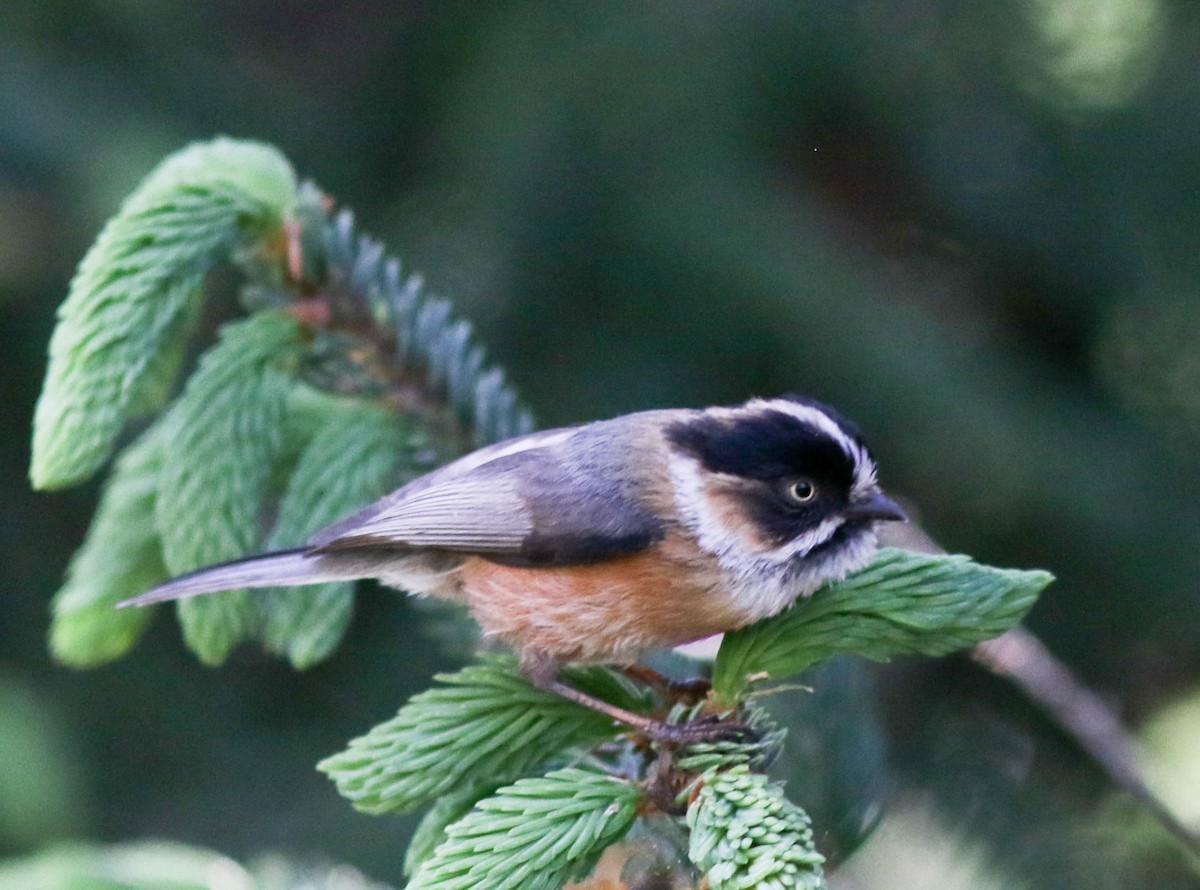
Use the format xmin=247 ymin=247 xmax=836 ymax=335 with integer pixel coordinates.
xmin=669 ymin=453 xmax=746 ymax=564
xmin=670 ymin=453 xmax=867 ymax=622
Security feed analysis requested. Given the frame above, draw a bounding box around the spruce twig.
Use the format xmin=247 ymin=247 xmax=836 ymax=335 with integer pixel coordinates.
xmin=407 ymin=768 xmax=642 ymax=890
xmin=317 ymin=657 xmax=649 ymax=815
xmin=35 ymin=138 xmax=534 ymax=668
xmin=687 ymin=766 xmax=825 ymax=890
xmin=974 ymin=626 xmax=1200 ymax=858
xmin=31 ymin=138 xmax=1064 ymax=890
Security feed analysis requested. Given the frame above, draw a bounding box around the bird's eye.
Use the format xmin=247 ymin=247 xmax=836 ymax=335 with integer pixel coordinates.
xmin=786 ymin=479 xmax=817 ymax=504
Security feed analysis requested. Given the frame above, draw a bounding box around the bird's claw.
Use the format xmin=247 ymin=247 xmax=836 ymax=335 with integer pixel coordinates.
xmin=643 ymin=715 xmax=758 ymax=746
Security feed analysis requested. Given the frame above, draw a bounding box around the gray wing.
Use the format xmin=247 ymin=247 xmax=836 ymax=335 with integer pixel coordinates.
xmin=309 ymin=419 xmax=667 ymax=566
xmin=313 ymin=472 xmax=533 ymax=553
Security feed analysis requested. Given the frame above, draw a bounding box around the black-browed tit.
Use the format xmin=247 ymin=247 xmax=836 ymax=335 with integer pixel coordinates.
xmin=123 ymin=396 xmax=904 ymax=733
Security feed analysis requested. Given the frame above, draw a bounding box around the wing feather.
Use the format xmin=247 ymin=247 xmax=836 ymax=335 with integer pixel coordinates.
xmin=308 ymin=416 xmax=666 ymax=565
xmin=308 ymin=429 xmax=580 ymax=554
xmin=318 ymin=475 xmax=531 ymax=552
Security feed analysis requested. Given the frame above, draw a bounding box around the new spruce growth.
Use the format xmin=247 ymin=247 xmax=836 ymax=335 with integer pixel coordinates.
xmin=32 ymin=137 xmax=529 ymax=669
xmin=687 ymin=766 xmax=825 ymax=890
xmin=32 ymin=138 xmax=1053 ymax=888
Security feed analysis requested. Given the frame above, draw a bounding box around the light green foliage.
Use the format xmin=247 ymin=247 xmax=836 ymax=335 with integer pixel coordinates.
xmin=687 ymin=766 xmax=825 ymax=890
xmin=0 ymin=841 xmax=397 ymax=890
xmin=0 ymin=842 xmax=229 ymax=890
xmin=317 ymin=548 xmax=1052 ymax=888
xmin=317 ymin=657 xmax=646 ymax=814
xmin=32 ymin=137 xmax=534 ymax=671
xmin=30 ymin=138 xmax=296 ymax=489
xmin=712 ymin=548 xmax=1053 ymax=702
xmin=407 ymin=768 xmax=640 ymax=890
xmin=25 ymin=138 xmax=1063 ymax=890
xmin=49 ymin=424 xmax=167 ymax=667
xmin=156 ymin=311 xmax=301 ymax=665
xmin=260 ymin=399 xmax=408 ymax=668
xmin=404 ymin=784 xmax=501 ymax=879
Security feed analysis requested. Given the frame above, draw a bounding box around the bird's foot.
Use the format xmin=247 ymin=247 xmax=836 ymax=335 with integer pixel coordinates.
xmin=641 ymin=713 xmax=758 ymax=746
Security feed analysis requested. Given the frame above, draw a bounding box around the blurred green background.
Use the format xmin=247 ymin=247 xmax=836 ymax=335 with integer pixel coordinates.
xmin=3 ymin=1 xmax=1200 ymax=887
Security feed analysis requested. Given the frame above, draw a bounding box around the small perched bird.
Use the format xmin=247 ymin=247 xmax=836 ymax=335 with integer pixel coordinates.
xmin=124 ymin=396 xmax=904 ymax=735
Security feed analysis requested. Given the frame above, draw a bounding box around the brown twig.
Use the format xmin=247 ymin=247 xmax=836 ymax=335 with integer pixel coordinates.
xmin=878 ymin=519 xmax=1200 ymax=855
xmin=972 ymin=626 xmax=1200 ymax=856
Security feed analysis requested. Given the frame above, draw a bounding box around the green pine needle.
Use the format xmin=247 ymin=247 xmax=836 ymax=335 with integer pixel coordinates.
xmin=317 ymin=657 xmax=647 ymax=815
xmin=260 ymin=400 xmax=413 ymax=668
xmin=30 ymin=137 xmax=296 ymax=489
xmin=712 ymin=548 xmax=1053 ymax=702
xmin=263 ymin=582 xmax=354 ymax=672
xmin=27 ymin=140 xmax=1063 ymax=885
xmin=407 ymin=768 xmax=640 ymax=890
xmin=31 ymin=138 xmax=536 ymax=671
xmin=48 ymin=424 xmax=168 ymax=667
xmin=156 ymin=311 xmax=301 ymax=665
xmin=404 ymin=784 xmax=501 ymax=879
xmin=687 ymin=766 xmax=825 ymax=890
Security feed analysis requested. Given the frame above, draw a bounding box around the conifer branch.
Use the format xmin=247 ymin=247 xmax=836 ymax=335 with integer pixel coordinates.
xmin=287 ymin=202 xmax=534 ymax=458
xmin=31 ymin=138 xmax=296 ymax=489
xmin=30 ymin=139 xmax=1062 ymax=888
xmin=712 ymin=548 xmax=1052 ymax=703
xmin=404 ymin=784 xmax=503 ymax=880
xmin=48 ymin=424 xmax=168 ymax=666
xmin=155 ymin=311 xmax=301 ymax=665
xmin=259 ymin=399 xmax=417 ymax=667
xmin=317 ymin=657 xmax=649 ymax=815
xmin=35 ymin=137 xmax=534 ymax=669
xmin=687 ymin=766 xmax=825 ymax=890
xmin=675 ymin=704 xmax=787 ymax=775
xmin=406 ymin=768 xmax=641 ymax=890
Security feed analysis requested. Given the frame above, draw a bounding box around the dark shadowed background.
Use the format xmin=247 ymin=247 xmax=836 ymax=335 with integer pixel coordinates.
xmin=2 ymin=2 xmax=1200 ymax=887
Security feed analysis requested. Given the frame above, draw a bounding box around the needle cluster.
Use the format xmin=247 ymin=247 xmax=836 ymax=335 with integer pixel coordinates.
xmin=30 ymin=138 xmax=1053 ymax=889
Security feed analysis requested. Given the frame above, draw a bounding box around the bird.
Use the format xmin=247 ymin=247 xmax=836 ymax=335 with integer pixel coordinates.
xmin=122 ymin=395 xmax=905 ymax=738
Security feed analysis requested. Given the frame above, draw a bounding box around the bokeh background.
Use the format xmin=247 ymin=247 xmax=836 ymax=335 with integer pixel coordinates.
xmin=3 ymin=2 xmax=1200 ymax=887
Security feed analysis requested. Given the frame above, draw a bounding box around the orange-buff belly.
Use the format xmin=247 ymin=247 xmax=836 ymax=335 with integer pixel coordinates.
xmin=456 ymin=547 xmax=746 ymax=664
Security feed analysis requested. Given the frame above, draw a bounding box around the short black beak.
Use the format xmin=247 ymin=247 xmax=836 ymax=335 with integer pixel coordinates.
xmin=844 ymin=491 xmax=907 ymax=523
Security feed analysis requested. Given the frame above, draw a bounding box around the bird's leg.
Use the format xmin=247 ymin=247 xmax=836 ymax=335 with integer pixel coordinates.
xmin=520 ymin=652 xmax=746 ymax=745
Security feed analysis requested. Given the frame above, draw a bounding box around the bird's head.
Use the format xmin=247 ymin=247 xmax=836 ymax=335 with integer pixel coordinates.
xmin=666 ymin=396 xmax=905 ymax=596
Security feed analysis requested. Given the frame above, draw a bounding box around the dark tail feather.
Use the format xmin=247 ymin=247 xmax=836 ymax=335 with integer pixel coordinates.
xmin=118 ymin=548 xmax=342 ymax=607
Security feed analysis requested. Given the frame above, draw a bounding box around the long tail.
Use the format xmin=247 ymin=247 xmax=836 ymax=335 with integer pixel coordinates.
xmin=118 ymin=548 xmax=344 ymax=607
